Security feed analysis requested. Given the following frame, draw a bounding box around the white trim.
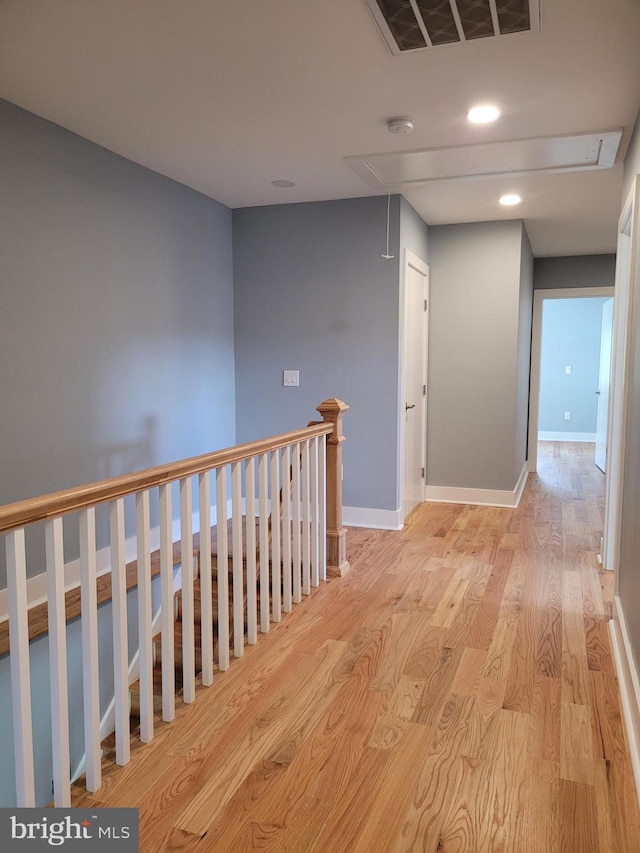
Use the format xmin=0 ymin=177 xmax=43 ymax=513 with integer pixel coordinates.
xmin=0 ymin=500 xmax=232 ymax=623
xmin=425 ymin=463 xmax=528 ymax=509
xmin=537 ymin=431 xmax=596 ymax=442
xmin=397 ymin=248 xmax=429 ymax=524
xmin=343 ymin=506 xmax=403 ymax=531
xmin=528 ymin=285 xmax=615 ymax=473
xmin=609 ymin=597 xmax=640 ymax=807
xmin=605 ymin=177 xmax=639 ymax=576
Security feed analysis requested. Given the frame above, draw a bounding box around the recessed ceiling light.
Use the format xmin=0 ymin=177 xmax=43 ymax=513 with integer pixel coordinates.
xmin=271 ymin=179 xmax=296 ymax=188
xmin=499 ymin=193 xmax=522 ymax=206
xmin=468 ymin=104 xmax=500 ymax=124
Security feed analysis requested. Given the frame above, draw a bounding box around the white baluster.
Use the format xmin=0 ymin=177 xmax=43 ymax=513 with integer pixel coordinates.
xmin=159 ymin=484 xmax=175 ymax=722
xmin=310 ymin=437 xmax=320 ymax=588
xmin=301 ymin=439 xmax=311 ymax=595
xmin=45 ymin=517 xmax=71 ymax=805
xmin=6 ymin=529 xmax=35 ymax=806
xmin=319 ymin=435 xmax=327 ymax=581
xmin=199 ymin=471 xmax=214 ymax=686
xmin=79 ymin=508 xmax=101 ymax=792
xmin=258 ymin=453 xmax=270 ymax=633
xmin=271 ymin=449 xmax=282 ymax=622
xmin=109 ymin=499 xmax=130 ymax=767
xmin=281 ymin=445 xmax=293 ymax=613
xmin=291 ymin=442 xmax=302 ymax=604
xmin=245 ymin=457 xmax=258 ymax=644
xmin=136 ymin=490 xmax=153 ymax=742
xmin=216 ymin=468 xmax=230 ymax=671
xmin=231 ymin=461 xmax=244 ymax=657
xmin=180 ymin=478 xmax=195 ymax=704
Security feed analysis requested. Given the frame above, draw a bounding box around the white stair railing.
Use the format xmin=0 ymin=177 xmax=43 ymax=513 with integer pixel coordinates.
xmin=0 ymin=399 xmax=348 ymax=808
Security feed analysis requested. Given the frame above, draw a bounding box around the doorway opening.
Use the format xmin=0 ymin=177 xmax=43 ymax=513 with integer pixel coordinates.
xmin=528 ymin=286 xmax=615 ymax=474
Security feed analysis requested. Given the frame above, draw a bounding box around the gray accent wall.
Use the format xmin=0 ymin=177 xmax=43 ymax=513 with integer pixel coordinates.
xmin=233 ymin=195 xmax=407 ymax=512
xmin=534 ymin=254 xmax=616 ymax=290
xmin=0 ymin=99 xmax=236 ymax=582
xmin=0 ymin=99 xmax=237 ymax=806
xmin=399 ymin=196 xmax=429 ymax=263
xmin=538 ymin=298 xmax=608 ymax=434
xmin=427 ymin=220 xmax=532 ymax=492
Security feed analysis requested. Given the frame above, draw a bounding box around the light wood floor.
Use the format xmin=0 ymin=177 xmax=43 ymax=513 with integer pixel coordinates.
xmin=72 ymin=442 xmax=640 ymax=851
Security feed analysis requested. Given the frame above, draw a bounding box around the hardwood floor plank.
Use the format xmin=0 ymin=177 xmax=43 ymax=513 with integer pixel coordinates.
xmin=347 ymin=723 xmax=436 ymax=853
xmin=393 ymin=694 xmax=476 ymax=851
xmin=521 ymin=760 xmax=560 ymax=853
xmin=559 ymin=779 xmax=600 ymax=853
xmin=562 ymin=571 xmax=590 ymax=705
xmin=368 ymin=675 xmax=425 ymax=749
xmin=561 ymin=701 xmax=594 ymax=785
xmin=529 ymin=676 xmax=561 ymax=763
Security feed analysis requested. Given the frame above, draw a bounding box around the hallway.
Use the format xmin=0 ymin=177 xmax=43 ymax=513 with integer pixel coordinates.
xmin=71 ymin=442 xmax=640 ymax=851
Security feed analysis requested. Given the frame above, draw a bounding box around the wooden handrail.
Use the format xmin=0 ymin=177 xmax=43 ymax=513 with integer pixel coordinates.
xmin=0 ymin=422 xmax=333 ymax=535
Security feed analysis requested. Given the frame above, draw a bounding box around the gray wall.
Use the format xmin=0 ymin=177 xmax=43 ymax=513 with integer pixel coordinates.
xmin=539 ymin=297 xmax=608 ymax=434
xmin=427 ymin=220 xmax=532 ymax=492
xmin=0 ymin=99 xmax=237 ymax=805
xmin=233 ymin=195 xmax=404 ymax=512
xmin=534 ymin=254 xmax=616 ymax=290
xmin=618 ymin=114 xmax=640 ymax=670
xmin=0 ymin=99 xmax=236 ymax=580
xmin=399 ymin=196 xmax=429 ymax=264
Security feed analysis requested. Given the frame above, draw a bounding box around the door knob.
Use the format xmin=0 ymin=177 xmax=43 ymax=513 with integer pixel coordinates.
xmin=595 ymin=391 xmax=601 ymax=395
xmin=405 ymin=403 xmax=416 ymax=411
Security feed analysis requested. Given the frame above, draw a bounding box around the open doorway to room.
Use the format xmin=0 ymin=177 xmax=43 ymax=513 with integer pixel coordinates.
xmin=528 ymin=286 xmax=615 ymax=475
xmin=536 ymin=295 xmax=613 ymax=465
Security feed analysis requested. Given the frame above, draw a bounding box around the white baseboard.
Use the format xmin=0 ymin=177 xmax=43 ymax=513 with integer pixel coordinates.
xmin=609 ymin=597 xmax=640 ymax=807
xmin=425 ymin=462 xmax=529 ymax=509
xmin=343 ymin=506 xmax=403 ymax=531
xmin=538 ymin=431 xmax=596 ymax=442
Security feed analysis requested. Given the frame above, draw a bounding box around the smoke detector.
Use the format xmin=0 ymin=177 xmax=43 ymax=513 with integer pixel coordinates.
xmin=387 ymin=117 xmax=414 ymax=135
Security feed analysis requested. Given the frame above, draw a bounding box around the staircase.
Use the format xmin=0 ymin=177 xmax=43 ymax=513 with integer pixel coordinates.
xmin=0 ymin=398 xmax=349 ymax=808
xmin=130 ymin=521 xmax=259 ymax=718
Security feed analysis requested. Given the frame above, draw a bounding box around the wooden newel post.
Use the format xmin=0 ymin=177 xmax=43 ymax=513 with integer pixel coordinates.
xmin=317 ymin=398 xmax=350 ymax=578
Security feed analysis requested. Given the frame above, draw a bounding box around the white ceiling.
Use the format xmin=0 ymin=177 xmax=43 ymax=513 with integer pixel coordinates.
xmin=1 ymin=0 xmax=639 ymax=257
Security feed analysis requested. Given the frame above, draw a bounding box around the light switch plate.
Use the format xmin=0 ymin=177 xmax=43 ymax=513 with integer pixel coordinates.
xmin=283 ymin=370 xmax=299 ymax=387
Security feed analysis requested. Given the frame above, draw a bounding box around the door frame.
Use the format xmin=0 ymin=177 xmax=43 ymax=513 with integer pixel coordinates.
xmin=606 ymin=177 xmax=639 ymax=578
xmin=527 ymin=286 xmax=614 ymax=474
xmin=397 ymin=249 xmax=429 ymax=524
xmin=594 ymin=296 xmax=614 ymax=472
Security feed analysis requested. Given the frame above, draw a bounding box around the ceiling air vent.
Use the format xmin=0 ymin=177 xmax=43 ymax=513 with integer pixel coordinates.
xmin=366 ymin=0 xmax=540 ymax=54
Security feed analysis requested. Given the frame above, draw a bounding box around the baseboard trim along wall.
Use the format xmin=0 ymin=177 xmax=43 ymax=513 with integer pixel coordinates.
xmin=538 ymin=431 xmax=597 ymax=442
xmin=424 ymin=462 xmax=529 ymax=509
xmin=609 ymin=597 xmax=640 ymax=806
xmin=343 ymin=506 xmax=404 ymax=531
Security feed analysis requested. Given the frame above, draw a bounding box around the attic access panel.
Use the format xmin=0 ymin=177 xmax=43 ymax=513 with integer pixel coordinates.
xmin=367 ymin=0 xmax=540 ymax=54
xmin=346 ymin=131 xmax=623 ymax=188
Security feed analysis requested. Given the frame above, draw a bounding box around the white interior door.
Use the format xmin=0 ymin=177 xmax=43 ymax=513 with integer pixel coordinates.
xmin=595 ymin=297 xmax=613 ymax=472
xmin=402 ymin=253 xmax=428 ymax=520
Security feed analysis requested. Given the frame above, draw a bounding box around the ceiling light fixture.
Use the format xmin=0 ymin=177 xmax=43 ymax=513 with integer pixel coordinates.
xmin=271 ymin=179 xmax=296 ymax=188
xmin=499 ymin=193 xmax=522 ymax=206
xmin=468 ymin=104 xmax=500 ymax=124
xmin=387 ymin=117 xmax=414 ymax=135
